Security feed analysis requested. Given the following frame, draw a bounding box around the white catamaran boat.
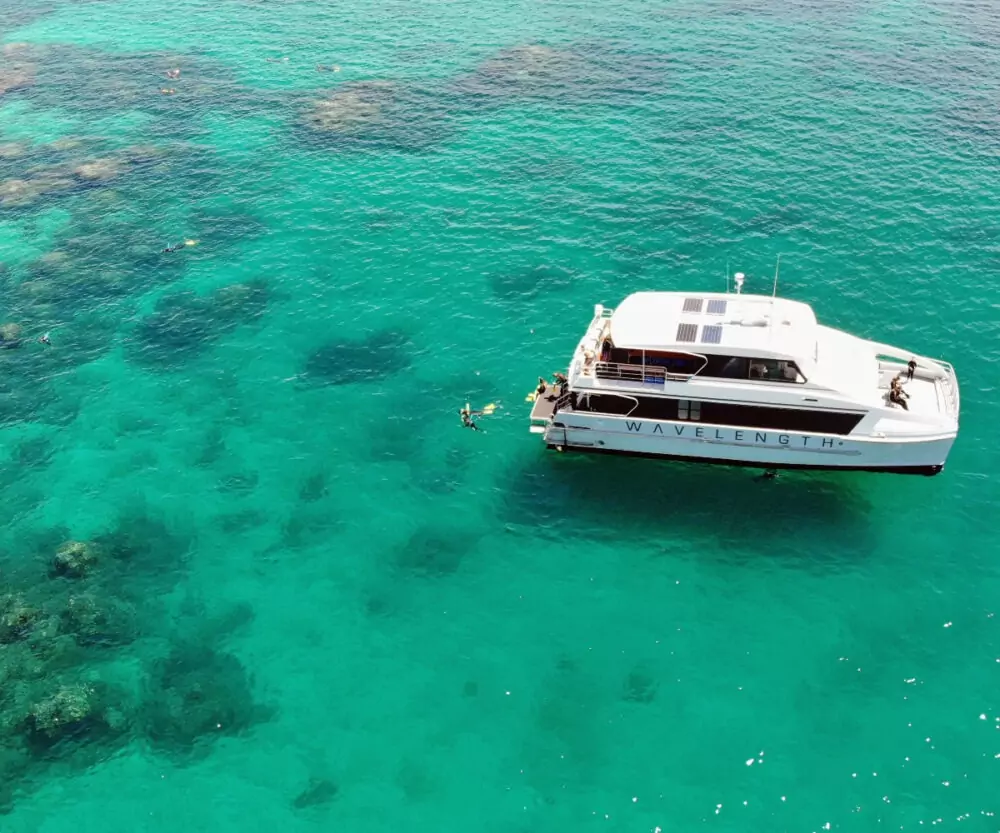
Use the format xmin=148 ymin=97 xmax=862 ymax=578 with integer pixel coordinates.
xmin=529 ymin=274 xmax=959 ymax=475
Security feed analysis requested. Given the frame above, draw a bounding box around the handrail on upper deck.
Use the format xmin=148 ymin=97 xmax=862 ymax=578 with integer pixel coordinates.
xmin=593 ymin=361 xmax=700 ymax=384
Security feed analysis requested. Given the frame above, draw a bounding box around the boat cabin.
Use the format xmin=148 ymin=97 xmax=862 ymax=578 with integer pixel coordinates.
xmin=587 ymin=291 xmax=816 ymax=386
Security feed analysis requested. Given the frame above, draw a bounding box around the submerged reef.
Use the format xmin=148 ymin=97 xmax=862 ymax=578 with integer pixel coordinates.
xmin=0 ymin=142 xmax=168 ymax=210
xmin=292 ymin=777 xmax=339 ymax=810
xmin=301 ymin=80 xmax=453 ymax=151
xmin=303 ymin=80 xmax=400 ymax=136
xmin=0 ymin=510 xmax=267 ymax=812
xmin=0 ymin=42 xmax=277 ymax=136
xmin=127 ymin=280 xmax=270 ymax=369
xmin=452 ymin=45 xmax=584 ymax=102
xmin=301 ymin=328 xmax=412 ymax=386
xmin=488 ymin=263 xmax=577 ymax=301
xmin=451 ymin=42 xmax=669 ymax=107
xmin=51 ymin=540 xmax=102 ymax=579
xmin=296 ymin=41 xmax=670 ymax=153
xmin=141 ymin=642 xmax=266 ymax=755
xmin=394 ymin=522 xmax=481 ymax=577
xmin=26 ymin=680 xmax=127 ymax=746
xmin=0 ymin=43 xmax=38 ymax=97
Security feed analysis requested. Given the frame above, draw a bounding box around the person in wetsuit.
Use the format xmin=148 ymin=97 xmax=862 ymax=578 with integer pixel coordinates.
xmin=459 ymin=407 xmax=480 ymax=431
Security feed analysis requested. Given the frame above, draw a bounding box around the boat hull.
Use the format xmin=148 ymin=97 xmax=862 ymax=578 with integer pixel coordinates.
xmin=542 ymin=414 xmax=955 ymax=475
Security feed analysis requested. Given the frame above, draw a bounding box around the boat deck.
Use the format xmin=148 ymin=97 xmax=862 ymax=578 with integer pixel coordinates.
xmin=529 ymin=384 xmax=567 ymax=423
xmin=876 ymin=369 xmax=945 ymax=417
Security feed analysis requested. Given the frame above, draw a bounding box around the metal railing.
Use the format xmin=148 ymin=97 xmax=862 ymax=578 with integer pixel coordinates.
xmin=593 ymin=361 xmax=699 ymax=384
xmin=938 ymin=364 xmax=960 ymax=418
xmin=877 ymin=357 xmax=960 ymax=418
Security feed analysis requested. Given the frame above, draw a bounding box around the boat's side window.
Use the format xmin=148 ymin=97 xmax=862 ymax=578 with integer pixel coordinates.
xmin=749 ymin=359 xmax=804 ymax=383
xmin=702 ymin=355 xmax=749 ymax=379
xmin=677 ymin=399 xmax=701 ymax=421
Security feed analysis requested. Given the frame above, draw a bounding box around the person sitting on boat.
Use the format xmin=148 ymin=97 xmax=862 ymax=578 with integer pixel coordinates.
xmin=536 ymin=377 xmax=547 ymax=397
xmin=552 ymin=371 xmax=568 ymax=390
xmin=889 ymin=375 xmax=910 ymax=410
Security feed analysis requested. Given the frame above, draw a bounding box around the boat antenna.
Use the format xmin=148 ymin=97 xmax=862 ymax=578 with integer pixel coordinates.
xmin=772 ymin=254 xmax=782 ymax=298
xmin=725 ymin=260 xmax=729 ymax=294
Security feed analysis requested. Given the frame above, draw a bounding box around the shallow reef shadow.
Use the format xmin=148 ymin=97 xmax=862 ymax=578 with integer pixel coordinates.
xmin=126 ymin=280 xmax=270 ymax=370
xmin=140 ymin=640 xmax=273 ymax=758
xmin=298 ymin=328 xmax=414 ymax=387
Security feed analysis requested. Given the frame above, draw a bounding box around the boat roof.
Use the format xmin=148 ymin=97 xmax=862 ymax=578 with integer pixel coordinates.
xmin=609 ymin=291 xmax=818 ymax=361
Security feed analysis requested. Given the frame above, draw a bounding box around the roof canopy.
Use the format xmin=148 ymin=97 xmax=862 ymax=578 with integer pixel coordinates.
xmin=609 ymin=291 xmax=818 ymax=361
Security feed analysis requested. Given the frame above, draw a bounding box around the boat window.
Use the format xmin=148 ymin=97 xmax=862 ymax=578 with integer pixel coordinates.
xmin=677 ymin=399 xmax=701 ymax=421
xmin=749 ymin=359 xmax=804 ymax=383
xmin=700 ymin=356 xmax=804 ymax=382
xmin=701 ymin=355 xmax=749 ymax=379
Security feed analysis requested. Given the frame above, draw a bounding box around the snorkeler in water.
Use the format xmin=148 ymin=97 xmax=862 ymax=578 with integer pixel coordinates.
xmin=161 ymin=240 xmax=198 ymax=253
xmin=459 ymin=401 xmax=499 ymax=431
xmin=459 ymin=407 xmax=480 ymax=431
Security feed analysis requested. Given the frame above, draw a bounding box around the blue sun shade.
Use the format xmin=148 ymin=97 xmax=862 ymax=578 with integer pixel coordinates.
xmin=706 ymin=299 xmax=728 ymax=315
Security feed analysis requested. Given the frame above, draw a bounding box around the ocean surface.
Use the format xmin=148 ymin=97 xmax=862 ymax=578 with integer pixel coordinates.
xmin=0 ymin=0 xmax=998 ymax=830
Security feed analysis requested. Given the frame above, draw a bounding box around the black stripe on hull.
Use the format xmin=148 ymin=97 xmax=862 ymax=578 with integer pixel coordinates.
xmin=545 ymin=444 xmax=944 ymax=476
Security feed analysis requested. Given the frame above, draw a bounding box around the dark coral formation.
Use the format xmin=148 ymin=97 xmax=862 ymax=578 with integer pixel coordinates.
xmin=26 ymin=680 xmax=127 ymax=746
xmin=394 ymin=523 xmax=481 ymax=577
xmin=0 ymin=593 xmax=39 ymax=644
xmin=141 ymin=643 xmax=264 ymax=755
xmin=127 ymin=280 xmax=270 ymax=369
xmin=0 ymin=511 xmax=267 ymax=811
xmin=292 ymin=777 xmax=339 ymax=810
xmin=51 ymin=540 xmax=102 ymax=579
xmin=488 ymin=263 xmax=577 ymax=301
xmin=60 ymin=592 xmax=137 ymax=648
xmin=1 ymin=42 xmax=274 ymax=135
xmin=622 ymin=664 xmax=658 ymax=704
xmin=301 ymin=329 xmax=412 ymax=386
xmin=0 ymin=143 xmax=168 ymax=210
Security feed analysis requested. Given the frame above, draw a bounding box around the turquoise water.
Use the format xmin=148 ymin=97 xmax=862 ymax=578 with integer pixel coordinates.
xmin=1 ymin=0 xmax=999 ymax=829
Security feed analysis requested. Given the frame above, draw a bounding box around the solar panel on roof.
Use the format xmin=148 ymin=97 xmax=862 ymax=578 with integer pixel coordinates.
xmin=682 ymin=298 xmax=703 ymax=313
xmin=676 ymin=323 xmax=698 ymax=343
xmin=706 ymin=299 xmax=728 ymax=315
xmin=700 ymin=324 xmax=723 ymax=344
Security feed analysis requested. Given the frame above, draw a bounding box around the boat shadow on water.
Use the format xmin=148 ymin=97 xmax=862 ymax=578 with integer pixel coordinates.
xmin=499 ymin=452 xmax=879 ymax=569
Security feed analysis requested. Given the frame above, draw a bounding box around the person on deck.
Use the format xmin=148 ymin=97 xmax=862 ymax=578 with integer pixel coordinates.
xmin=890 ymin=375 xmax=910 ymax=411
